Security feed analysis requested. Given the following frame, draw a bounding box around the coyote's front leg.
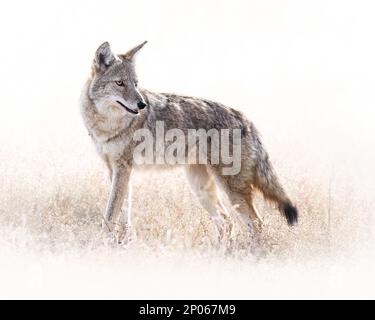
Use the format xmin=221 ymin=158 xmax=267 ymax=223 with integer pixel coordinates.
xmin=103 ymin=163 xmax=133 ymax=243
xmin=114 ymin=180 xmax=135 ymax=244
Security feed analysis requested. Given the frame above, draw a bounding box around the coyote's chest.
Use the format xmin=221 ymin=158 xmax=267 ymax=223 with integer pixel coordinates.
xmin=88 ymin=124 xmax=133 ymax=162
xmin=82 ymin=106 xmax=134 ymax=162
xmin=99 ymin=138 xmax=132 ymax=161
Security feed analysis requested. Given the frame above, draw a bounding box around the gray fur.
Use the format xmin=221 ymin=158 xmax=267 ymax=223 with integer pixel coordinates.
xmin=80 ymin=42 xmax=298 ymax=244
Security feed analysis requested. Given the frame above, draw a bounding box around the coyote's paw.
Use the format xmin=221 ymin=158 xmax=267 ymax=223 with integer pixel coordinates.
xmin=113 ymin=223 xmax=136 ymax=245
xmin=253 ymin=219 xmax=264 ymax=234
xmin=101 ymin=218 xmax=113 ymax=232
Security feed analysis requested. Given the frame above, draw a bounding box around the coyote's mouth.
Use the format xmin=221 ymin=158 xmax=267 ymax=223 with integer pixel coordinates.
xmin=116 ymin=101 xmax=139 ymax=115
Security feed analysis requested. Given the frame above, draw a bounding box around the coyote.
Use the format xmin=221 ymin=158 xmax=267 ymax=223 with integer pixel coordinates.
xmin=80 ymin=41 xmax=298 ymax=243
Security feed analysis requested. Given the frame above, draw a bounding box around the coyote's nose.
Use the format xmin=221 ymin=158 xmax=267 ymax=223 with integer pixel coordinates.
xmin=137 ymin=101 xmax=147 ymax=109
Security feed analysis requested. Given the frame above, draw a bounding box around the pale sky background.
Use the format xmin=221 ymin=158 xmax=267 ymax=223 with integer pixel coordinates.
xmin=1 ymin=0 xmax=374 ymax=128
xmin=1 ymin=0 xmax=374 ymax=189
xmin=0 ymin=0 xmax=374 ymax=299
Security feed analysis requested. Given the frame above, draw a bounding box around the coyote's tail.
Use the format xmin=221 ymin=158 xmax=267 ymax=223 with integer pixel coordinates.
xmin=251 ymin=126 xmax=298 ymax=226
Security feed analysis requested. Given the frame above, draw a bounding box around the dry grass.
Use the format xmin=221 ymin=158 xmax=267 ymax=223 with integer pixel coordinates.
xmin=0 ymin=147 xmax=366 ymax=260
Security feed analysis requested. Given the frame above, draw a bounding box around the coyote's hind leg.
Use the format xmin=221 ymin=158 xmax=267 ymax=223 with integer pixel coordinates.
xmin=185 ymin=165 xmax=231 ymax=245
xmin=217 ymin=180 xmax=264 ymax=236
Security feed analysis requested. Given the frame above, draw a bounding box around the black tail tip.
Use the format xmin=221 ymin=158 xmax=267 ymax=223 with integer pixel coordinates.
xmin=283 ymin=203 xmax=298 ymax=226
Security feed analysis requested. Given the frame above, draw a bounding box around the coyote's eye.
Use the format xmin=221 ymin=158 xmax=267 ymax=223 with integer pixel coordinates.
xmin=115 ymin=81 xmax=124 ymax=87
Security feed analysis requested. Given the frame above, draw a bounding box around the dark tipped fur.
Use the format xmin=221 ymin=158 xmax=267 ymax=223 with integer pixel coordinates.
xmin=283 ymin=203 xmax=298 ymax=226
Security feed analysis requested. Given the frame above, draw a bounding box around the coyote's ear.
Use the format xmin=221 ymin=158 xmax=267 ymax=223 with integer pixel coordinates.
xmin=120 ymin=41 xmax=147 ymax=61
xmin=93 ymin=42 xmax=116 ymax=72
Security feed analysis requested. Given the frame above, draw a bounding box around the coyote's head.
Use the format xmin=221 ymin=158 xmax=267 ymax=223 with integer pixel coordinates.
xmin=89 ymin=41 xmax=147 ymax=116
